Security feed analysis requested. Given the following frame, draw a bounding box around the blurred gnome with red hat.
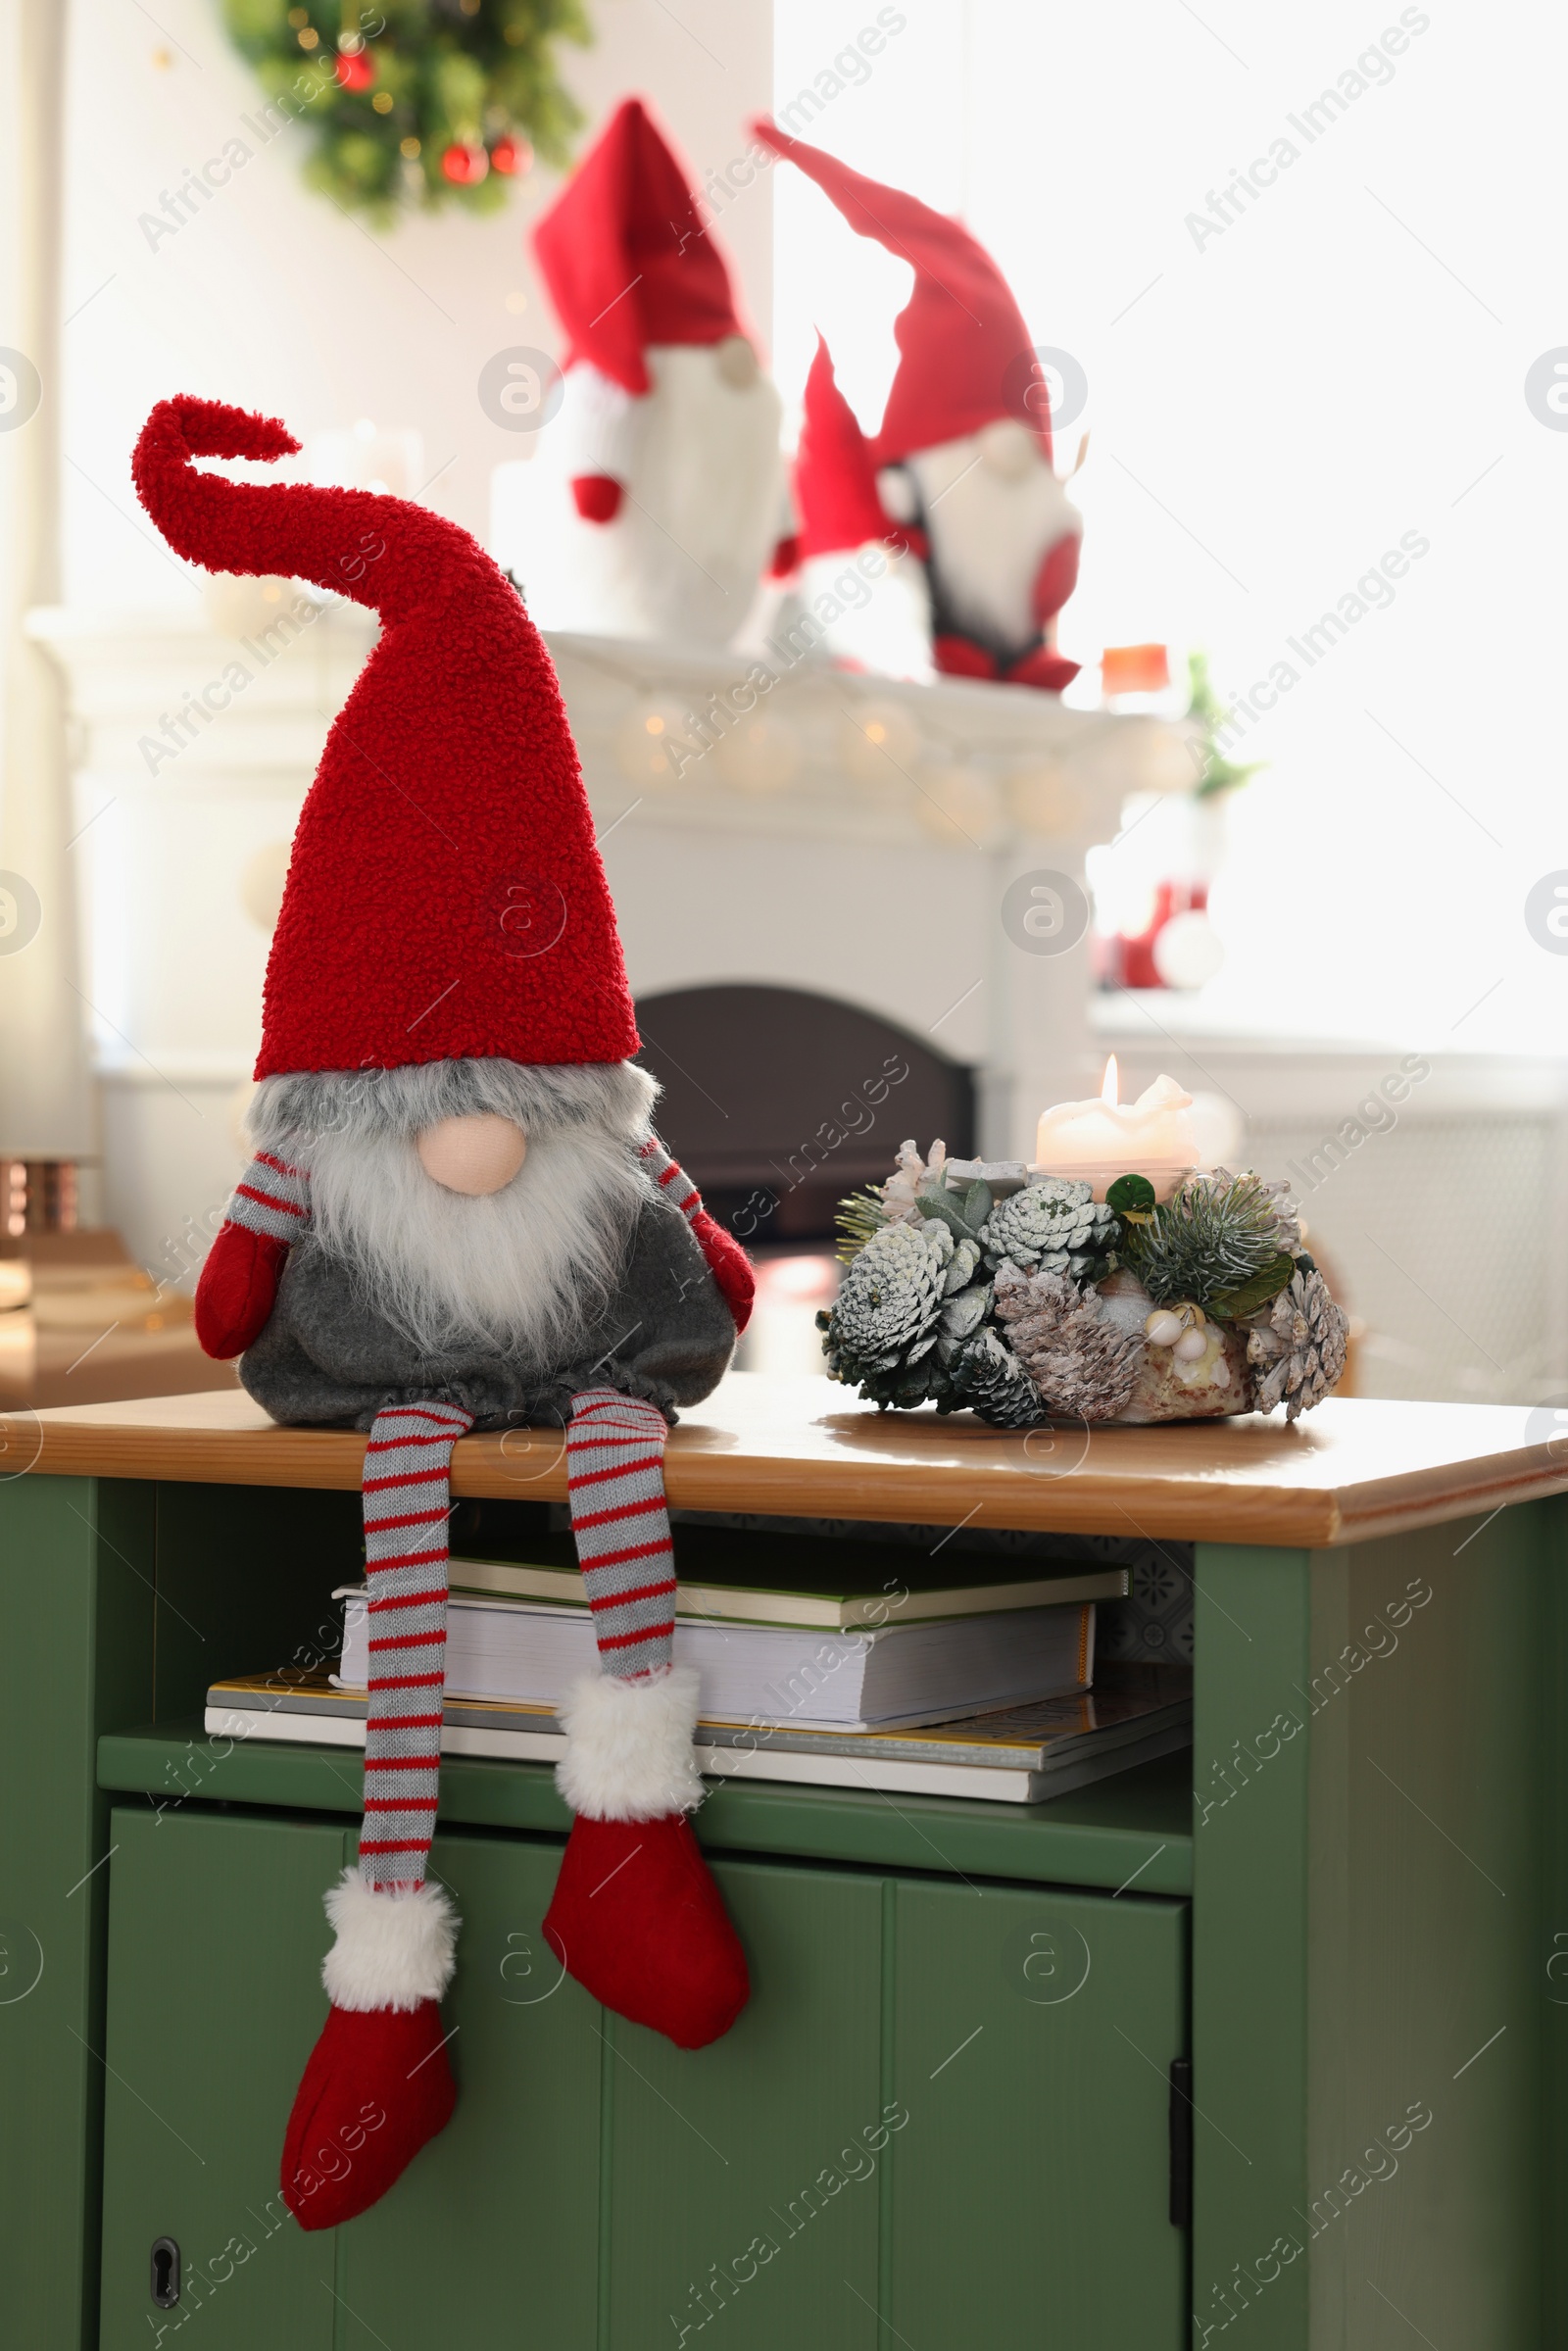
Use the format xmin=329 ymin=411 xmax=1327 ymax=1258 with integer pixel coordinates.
xmin=755 ymin=120 xmax=1083 ymax=694
xmin=133 ymin=395 xmax=757 ymax=2229
xmin=788 ymin=334 xmax=933 ymax=680
xmin=496 ymin=97 xmax=783 ymax=647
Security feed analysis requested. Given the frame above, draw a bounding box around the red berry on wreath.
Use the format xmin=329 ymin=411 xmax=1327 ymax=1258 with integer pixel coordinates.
xmin=489 ymin=135 xmax=532 ymax=177
xmin=441 ymin=143 xmax=488 ymax=185
xmin=334 ymin=47 xmax=373 ymax=91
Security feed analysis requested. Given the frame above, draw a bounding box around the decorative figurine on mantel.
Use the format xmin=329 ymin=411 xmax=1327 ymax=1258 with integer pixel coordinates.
xmin=754 ymin=118 xmax=1084 ymax=694
xmin=133 ymin=395 xmax=756 ymax=2231
xmin=505 ymin=96 xmax=785 ymax=648
xmin=821 ymin=1062 xmax=1348 ymax=1426
xmin=785 ymin=334 xmax=935 ymax=681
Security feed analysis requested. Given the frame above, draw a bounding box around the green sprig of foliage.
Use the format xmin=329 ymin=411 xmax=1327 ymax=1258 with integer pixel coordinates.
xmin=835 ymin=1190 xmax=889 ymax=1263
xmin=1121 ymin=1174 xmax=1287 ymax=1311
xmin=1188 ymin=652 xmax=1266 ymax=799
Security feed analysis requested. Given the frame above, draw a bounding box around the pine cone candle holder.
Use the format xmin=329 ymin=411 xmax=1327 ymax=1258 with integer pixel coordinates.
xmin=823 ymin=1144 xmax=1349 ymax=1429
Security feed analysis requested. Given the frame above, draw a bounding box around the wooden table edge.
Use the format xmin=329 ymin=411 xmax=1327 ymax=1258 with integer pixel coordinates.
xmin=14 ymin=1416 xmax=1568 ymax=1547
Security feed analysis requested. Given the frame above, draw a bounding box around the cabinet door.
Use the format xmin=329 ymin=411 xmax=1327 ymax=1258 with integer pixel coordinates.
xmin=98 ymin=1807 xmax=346 ymax=2351
xmin=336 ymin=1828 xmax=604 ymax=2349
xmin=99 ymin=1810 xmax=607 ymax=2351
xmin=604 ymin=1855 xmax=885 ymax=2351
xmin=887 ymin=1879 xmax=1188 ymax=2348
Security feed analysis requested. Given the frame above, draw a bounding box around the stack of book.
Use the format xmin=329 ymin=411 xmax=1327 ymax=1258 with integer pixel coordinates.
xmin=207 ymin=1530 xmax=1191 ymax=1805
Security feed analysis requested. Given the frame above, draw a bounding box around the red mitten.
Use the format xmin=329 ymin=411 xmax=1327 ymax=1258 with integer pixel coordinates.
xmin=194 ymin=1222 xmax=288 ymax=1358
xmin=571 ymin=472 xmax=623 ymax=523
xmin=544 ymin=1812 xmax=749 ymax=2048
xmin=1030 ymin=530 xmax=1081 ymax=629
xmin=692 ymin=1208 xmax=755 ymax=1335
xmin=767 ymin=530 xmax=802 ymax=580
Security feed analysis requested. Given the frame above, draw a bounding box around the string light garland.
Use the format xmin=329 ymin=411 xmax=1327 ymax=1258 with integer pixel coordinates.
xmin=219 ymin=0 xmax=589 ymax=221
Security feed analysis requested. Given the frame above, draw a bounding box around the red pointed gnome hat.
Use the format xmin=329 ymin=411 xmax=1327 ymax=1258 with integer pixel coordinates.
xmin=752 ymin=119 xmax=1047 ymax=468
xmin=533 ymin=98 xmax=746 ymax=397
xmin=132 ymin=396 xmax=638 ymax=1079
xmin=794 ymin=337 xmax=892 ymax=560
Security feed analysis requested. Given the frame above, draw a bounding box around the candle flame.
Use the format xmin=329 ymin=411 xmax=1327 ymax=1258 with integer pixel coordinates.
xmin=1100 ymin=1054 xmax=1119 ymax=1106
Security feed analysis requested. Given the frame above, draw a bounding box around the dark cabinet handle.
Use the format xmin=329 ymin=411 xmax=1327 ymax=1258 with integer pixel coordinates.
xmin=1168 ymin=2060 xmax=1194 ymax=2229
xmin=151 ymin=2238 xmax=180 ymax=2308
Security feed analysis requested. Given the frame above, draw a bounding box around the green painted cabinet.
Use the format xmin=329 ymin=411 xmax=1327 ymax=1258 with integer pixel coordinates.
xmin=886 ymin=1878 xmax=1187 ymax=2346
xmin=97 ymin=1808 xmax=1187 ymax=2349
xmin=98 ymin=1809 xmax=343 ymax=2351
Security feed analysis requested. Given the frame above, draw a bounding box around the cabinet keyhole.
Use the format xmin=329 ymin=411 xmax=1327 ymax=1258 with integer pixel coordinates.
xmin=151 ymin=2237 xmax=181 ymax=2308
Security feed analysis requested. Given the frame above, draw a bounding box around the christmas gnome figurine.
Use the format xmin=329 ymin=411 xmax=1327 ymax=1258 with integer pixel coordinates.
xmin=494 ymin=96 xmax=784 ymax=648
xmin=753 ymin=119 xmax=1083 ymax=694
xmin=783 ymin=334 xmax=933 ymax=681
xmin=132 ymin=395 xmax=757 ymax=2229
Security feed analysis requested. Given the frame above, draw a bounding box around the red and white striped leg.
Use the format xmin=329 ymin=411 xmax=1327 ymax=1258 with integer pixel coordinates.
xmin=543 ymin=1389 xmax=749 ymax=2050
xmin=281 ymin=1400 xmax=472 ymax=2229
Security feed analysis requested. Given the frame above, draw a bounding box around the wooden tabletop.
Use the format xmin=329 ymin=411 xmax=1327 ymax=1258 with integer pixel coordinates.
xmin=8 ymin=1373 xmax=1568 ymax=1546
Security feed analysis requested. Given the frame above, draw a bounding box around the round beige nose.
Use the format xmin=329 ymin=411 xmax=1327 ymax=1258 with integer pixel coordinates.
xmin=977 ymin=417 xmax=1039 ymax=479
xmin=416 ymin=1114 xmax=527 ymax=1196
xmin=715 ymin=334 xmax=760 ymax=389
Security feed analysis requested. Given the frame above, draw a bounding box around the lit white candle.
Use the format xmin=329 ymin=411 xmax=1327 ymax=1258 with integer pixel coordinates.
xmin=1034 ymin=1057 xmax=1199 ymax=1201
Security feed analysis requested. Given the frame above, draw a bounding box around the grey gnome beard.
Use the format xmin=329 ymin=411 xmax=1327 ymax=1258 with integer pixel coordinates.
xmin=248 ymin=1058 xmax=658 ymax=1361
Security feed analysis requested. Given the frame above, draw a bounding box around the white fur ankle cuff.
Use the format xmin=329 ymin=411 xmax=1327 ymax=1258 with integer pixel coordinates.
xmin=321 ymin=1869 xmax=460 ymax=2012
xmin=555 ymin=1664 xmax=706 ymax=1822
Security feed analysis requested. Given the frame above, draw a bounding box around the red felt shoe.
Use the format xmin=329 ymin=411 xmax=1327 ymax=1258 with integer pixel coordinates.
xmin=545 ymin=1811 xmax=748 ymax=2047
xmin=545 ymin=1668 xmax=749 ymax=2048
xmin=282 ymin=2000 xmax=456 ymax=2229
xmin=280 ymin=1871 xmax=461 ymax=2229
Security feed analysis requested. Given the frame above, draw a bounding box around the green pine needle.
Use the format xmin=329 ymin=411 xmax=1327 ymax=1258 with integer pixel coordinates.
xmin=1122 ymin=1174 xmax=1285 ymax=1310
xmin=835 ymin=1190 xmax=889 ymax=1263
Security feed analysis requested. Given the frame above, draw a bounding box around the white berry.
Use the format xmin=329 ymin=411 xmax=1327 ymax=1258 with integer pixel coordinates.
xmin=1145 ymin=1310 xmax=1184 ymax=1347
xmin=1173 ymin=1328 xmax=1207 ymax=1361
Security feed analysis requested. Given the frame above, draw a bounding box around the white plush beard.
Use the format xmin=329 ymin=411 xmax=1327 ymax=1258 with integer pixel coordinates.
xmin=251 ymin=1061 xmax=657 ymax=1363
xmin=495 ymin=346 xmax=784 ymax=647
xmin=907 ymin=437 xmax=1081 ymax=653
xmin=310 ymin=1117 xmax=645 ymax=1361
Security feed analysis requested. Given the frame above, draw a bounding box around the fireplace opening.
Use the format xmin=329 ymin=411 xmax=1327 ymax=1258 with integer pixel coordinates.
xmin=633 ymin=984 xmax=975 ymax=1248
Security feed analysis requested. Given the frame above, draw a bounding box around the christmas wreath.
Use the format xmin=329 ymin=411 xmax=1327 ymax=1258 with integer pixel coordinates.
xmin=220 ymin=0 xmax=591 ymax=221
xmin=821 ymin=1145 xmax=1349 ymax=1426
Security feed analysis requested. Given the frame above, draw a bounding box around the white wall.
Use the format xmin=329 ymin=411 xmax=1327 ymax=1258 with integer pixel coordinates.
xmin=59 ymin=0 xmax=774 ymax=610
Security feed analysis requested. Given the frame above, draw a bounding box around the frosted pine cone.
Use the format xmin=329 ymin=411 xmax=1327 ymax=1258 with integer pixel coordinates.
xmin=948 ymin=1328 xmax=1047 ymax=1428
xmin=1244 ymin=1266 xmax=1348 ymax=1419
xmin=821 ymin=1218 xmax=951 ymax=1380
xmin=981 ymin=1178 xmax=1119 ymax=1281
xmin=994 ymin=1263 xmax=1144 ymax=1423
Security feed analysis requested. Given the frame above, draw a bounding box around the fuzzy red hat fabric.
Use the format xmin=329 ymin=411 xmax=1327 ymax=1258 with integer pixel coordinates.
xmin=132 ymin=397 xmax=638 ymax=1078
xmin=794 ymin=336 xmax=896 ymax=561
xmin=752 ymin=120 xmax=1048 ymax=468
xmin=532 ymin=98 xmax=746 ymax=397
